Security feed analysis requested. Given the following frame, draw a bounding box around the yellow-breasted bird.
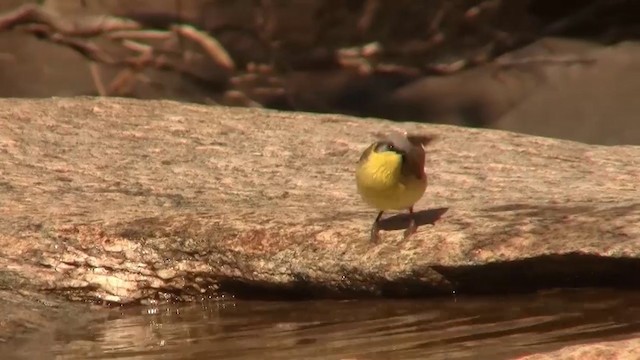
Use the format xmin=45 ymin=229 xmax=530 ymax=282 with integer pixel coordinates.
xmin=356 ymin=131 xmax=435 ymax=243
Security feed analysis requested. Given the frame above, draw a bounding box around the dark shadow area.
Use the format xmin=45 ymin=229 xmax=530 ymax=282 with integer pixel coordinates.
xmin=211 ymin=254 xmax=640 ymax=301
xmin=214 ymin=278 xmax=382 ymax=301
xmin=433 ymin=254 xmax=640 ymax=295
xmin=214 ymin=275 xmax=450 ymax=301
xmin=377 ymin=207 xmax=449 ymax=231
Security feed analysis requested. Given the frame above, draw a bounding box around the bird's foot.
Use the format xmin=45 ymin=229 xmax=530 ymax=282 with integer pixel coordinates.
xmin=403 ymin=217 xmax=417 ymax=240
xmin=369 ymin=211 xmax=383 ymax=244
xmin=370 ymin=224 xmax=380 ymax=243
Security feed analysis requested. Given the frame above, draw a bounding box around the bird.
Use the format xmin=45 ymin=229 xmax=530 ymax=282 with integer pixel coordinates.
xmin=355 ymin=131 xmax=435 ymax=243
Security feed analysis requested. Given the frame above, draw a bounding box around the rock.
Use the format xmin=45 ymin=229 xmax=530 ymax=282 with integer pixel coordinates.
xmin=382 ymin=37 xmax=596 ymax=127
xmin=383 ymin=37 xmax=640 ymax=145
xmin=493 ymin=40 xmax=640 ymax=145
xmin=0 ymin=97 xmax=638 ymax=305
xmin=516 ymin=337 xmax=640 ymax=360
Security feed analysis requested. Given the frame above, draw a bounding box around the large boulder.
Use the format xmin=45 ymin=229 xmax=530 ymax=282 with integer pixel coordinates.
xmin=0 ymin=97 xmax=638 ymax=305
xmin=382 ymin=38 xmax=640 ymax=145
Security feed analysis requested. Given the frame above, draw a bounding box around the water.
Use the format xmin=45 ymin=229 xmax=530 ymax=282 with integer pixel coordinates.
xmin=8 ymin=289 xmax=640 ymax=360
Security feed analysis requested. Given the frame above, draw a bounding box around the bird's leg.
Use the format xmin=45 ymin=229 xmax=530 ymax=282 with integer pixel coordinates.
xmin=403 ymin=206 xmax=418 ymax=240
xmin=370 ymin=211 xmax=384 ymax=243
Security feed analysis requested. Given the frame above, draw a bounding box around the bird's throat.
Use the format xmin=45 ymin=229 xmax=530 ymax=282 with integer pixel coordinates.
xmin=357 ymin=152 xmax=403 ymax=190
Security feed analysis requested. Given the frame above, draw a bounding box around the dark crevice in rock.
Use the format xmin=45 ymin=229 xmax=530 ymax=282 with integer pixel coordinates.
xmin=214 ymin=278 xmax=379 ymax=301
xmin=207 ymin=255 xmax=640 ymax=301
xmin=434 ymin=254 xmax=640 ymax=295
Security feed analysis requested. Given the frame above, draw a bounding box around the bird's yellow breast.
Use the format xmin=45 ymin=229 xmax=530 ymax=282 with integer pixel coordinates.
xmin=355 ymin=150 xmax=427 ymax=211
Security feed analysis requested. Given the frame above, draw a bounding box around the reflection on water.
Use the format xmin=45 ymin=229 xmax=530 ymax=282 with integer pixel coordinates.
xmin=10 ymin=289 xmax=640 ymax=360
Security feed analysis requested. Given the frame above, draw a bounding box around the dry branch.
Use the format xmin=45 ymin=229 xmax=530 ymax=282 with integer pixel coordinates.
xmin=0 ymin=3 xmax=237 ymax=98
xmin=106 ymin=30 xmax=174 ymax=42
xmin=0 ymin=4 xmax=140 ymax=35
xmin=0 ymin=0 xmax=627 ymax=113
xmin=171 ymin=24 xmax=235 ymax=71
xmin=89 ymin=63 xmax=107 ymax=96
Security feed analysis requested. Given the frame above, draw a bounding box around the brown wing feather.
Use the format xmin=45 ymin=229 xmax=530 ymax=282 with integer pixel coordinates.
xmin=400 ymin=132 xmax=436 ymax=180
xmin=407 ymin=134 xmax=436 ymax=147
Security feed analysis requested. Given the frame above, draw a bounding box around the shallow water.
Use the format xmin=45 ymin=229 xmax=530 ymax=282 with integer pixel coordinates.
xmin=8 ymin=289 xmax=640 ymax=360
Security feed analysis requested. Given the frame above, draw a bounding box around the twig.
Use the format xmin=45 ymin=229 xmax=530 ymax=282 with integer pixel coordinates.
xmin=171 ymin=24 xmax=235 ymax=71
xmin=0 ymin=4 xmax=140 ymax=35
xmin=358 ymin=0 xmax=380 ymax=34
xmin=425 ymin=59 xmax=468 ymax=74
xmin=429 ymin=2 xmax=450 ymax=34
xmin=89 ymin=63 xmax=107 ymax=96
xmin=106 ymin=29 xmax=173 ymax=41
xmin=121 ymin=39 xmax=153 ymax=54
xmin=0 ymin=4 xmax=69 ymax=32
xmin=48 ymin=32 xmax=116 ymax=64
xmin=464 ymin=0 xmax=502 ymax=22
xmin=108 ymin=68 xmax=137 ymax=96
xmin=0 ymin=3 xmax=237 ymax=89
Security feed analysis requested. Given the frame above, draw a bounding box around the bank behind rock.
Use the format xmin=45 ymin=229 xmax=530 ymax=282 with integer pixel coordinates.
xmin=0 ymin=97 xmax=638 ymax=304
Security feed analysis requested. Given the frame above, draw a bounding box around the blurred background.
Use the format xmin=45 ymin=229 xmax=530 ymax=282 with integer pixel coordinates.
xmin=0 ymin=0 xmax=639 ymax=145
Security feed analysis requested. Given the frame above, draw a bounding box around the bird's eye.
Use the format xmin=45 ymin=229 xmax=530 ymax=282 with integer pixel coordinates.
xmin=375 ymin=142 xmax=391 ymax=152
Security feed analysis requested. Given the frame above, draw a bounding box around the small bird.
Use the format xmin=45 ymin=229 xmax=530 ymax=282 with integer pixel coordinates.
xmin=355 ymin=131 xmax=435 ymax=243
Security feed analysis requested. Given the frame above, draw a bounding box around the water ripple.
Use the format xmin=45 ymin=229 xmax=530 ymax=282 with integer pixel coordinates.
xmin=9 ymin=289 xmax=640 ymax=360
